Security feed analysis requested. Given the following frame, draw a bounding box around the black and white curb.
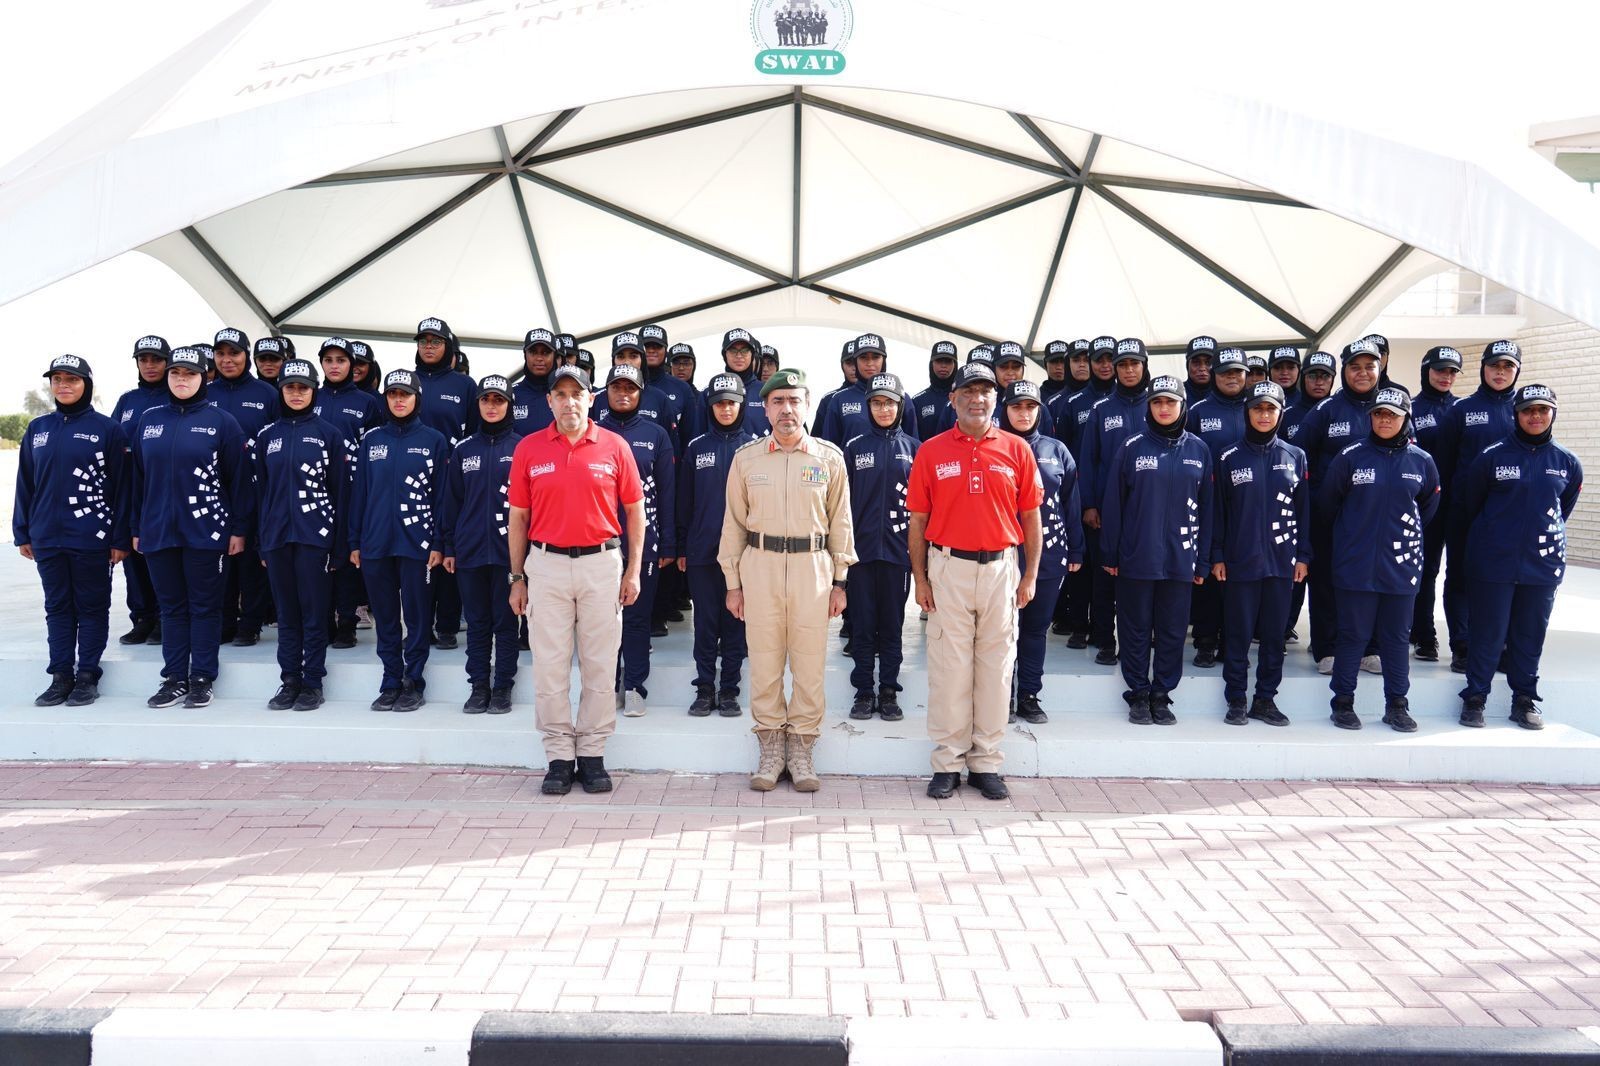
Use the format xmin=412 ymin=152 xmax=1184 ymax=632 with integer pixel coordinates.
xmin=12 ymin=1010 xmax=1600 ymax=1064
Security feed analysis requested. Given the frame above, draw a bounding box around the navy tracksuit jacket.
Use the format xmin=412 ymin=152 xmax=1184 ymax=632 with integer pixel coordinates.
xmin=1410 ymin=383 xmax=1461 ymax=648
xmin=1212 ymin=435 xmax=1310 ymax=704
xmin=14 ymin=406 xmax=130 ymax=682
xmin=349 ymin=417 xmax=448 ymax=689
xmin=1455 ymin=433 xmax=1584 ymax=701
xmin=598 ymin=410 xmax=677 ymax=696
xmin=1295 ymin=387 xmax=1379 ymax=661
xmin=912 ymin=382 xmax=951 ymax=439
xmin=314 ymin=380 xmax=384 ymax=443
xmin=1186 ymin=389 xmax=1248 ymax=651
xmin=816 ymin=380 xmax=922 ymax=448
xmin=1317 ymin=435 xmax=1441 ymax=700
xmin=211 ymin=370 xmax=279 ymax=637
xmin=512 ymin=375 xmax=555 ymax=436
xmin=678 ymin=419 xmax=758 ymax=694
xmin=843 ymin=421 xmax=920 ymax=695
xmin=252 ymin=409 xmax=347 ymax=687
xmin=592 ymin=382 xmax=679 ymax=443
xmin=442 ymin=420 xmax=523 ymax=690
xmin=713 ymin=370 xmax=770 ymax=436
xmin=110 ymin=381 xmax=170 ymax=623
xmin=1433 ymin=383 xmax=1517 ymax=652
xmin=647 ymin=366 xmax=703 ymax=452
xmin=1101 ymin=428 xmax=1213 ymax=696
xmin=1012 ymin=428 xmax=1085 ymax=698
xmin=1079 ymin=386 xmax=1150 ymax=649
xmin=413 ymin=360 xmax=477 ymax=638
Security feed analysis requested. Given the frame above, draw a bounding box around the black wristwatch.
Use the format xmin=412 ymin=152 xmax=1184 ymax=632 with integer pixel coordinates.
xmin=508 ymin=572 xmax=526 ymax=586
xmin=832 ymin=579 xmax=847 ymax=589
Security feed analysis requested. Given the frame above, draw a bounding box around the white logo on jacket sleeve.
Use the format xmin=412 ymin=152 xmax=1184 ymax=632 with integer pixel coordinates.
xmin=935 ymin=460 xmax=961 ymax=480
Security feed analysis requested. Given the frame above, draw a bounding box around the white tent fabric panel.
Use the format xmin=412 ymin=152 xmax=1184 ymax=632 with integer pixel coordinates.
xmin=805 ymin=87 xmax=1061 ymax=167
xmin=536 ymin=107 xmax=796 ymax=277
xmin=293 ymin=180 xmax=548 ymax=338
xmin=191 ymin=176 xmax=482 ymax=314
xmin=1089 ymin=137 xmax=1260 ymax=190
xmin=535 ymin=88 xmax=787 ymax=156
xmin=333 ymin=129 xmax=502 ymax=174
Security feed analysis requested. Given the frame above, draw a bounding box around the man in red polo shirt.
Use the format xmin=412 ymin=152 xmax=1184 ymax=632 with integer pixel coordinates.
xmin=907 ymin=362 xmax=1043 ymax=802
xmin=508 ymin=366 xmax=645 ymax=797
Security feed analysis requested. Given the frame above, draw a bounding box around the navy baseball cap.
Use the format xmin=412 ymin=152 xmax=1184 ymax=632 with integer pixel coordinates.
xmin=278 ymin=360 xmax=318 ymax=389
xmin=318 ymin=337 xmax=351 ymax=357
xmin=953 ymin=363 xmax=997 ymax=389
xmin=1001 ymin=380 xmax=1042 ymax=406
xmin=1483 ymin=339 xmax=1521 ymax=365
xmin=213 ymin=327 xmax=250 ymax=353
xmin=1303 ymin=350 xmax=1336 ymax=374
xmin=348 ymin=340 xmax=374 ymax=365
xmin=1269 ymin=345 xmax=1301 ymax=366
xmin=1148 ymin=375 xmax=1185 ymax=402
xmin=639 ymin=324 xmax=668 ymax=348
xmin=1421 ymin=346 xmax=1464 ymax=371
xmin=668 ymin=343 xmax=696 ymax=363
xmin=1214 ymin=348 xmax=1248 ymax=372
xmin=865 ymin=372 xmax=905 ymax=402
xmin=995 ymin=341 xmax=1026 ymax=366
xmin=1371 ymin=386 xmax=1411 ymax=416
xmin=167 ymin=347 xmax=205 ymax=372
xmin=44 ymin=353 xmax=92 ymax=380
xmin=477 ymin=374 xmax=512 ymax=400
xmin=722 ymin=328 xmax=756 ymax=353
xmin=1043 ymin=340 xmax=1070 ymax=363
xmin=1186 ymin=336 xmax=1218 ymax=359
xmin=414 ymin=317 xmax=450 ymax=342
xmin=1114 ymin=338 xmax=1148 ymax=363
xmin=133 ymin=335 xmax=171 ymax=359
xmin=1513 ymin=383 xmax=1556 ymax=412
xmin=1090 ymin=336 xmax=1117 ymax=358
xmin=931 ymin=340 xmax=958 ymax=360
xmin=1247 ymin=381 xmax=1286 ymax=409
xmin=523 ymin=328 xmax=557 ymax=351
xmin=611 ymin=332 xmax=644 ymax=358
xmin=550 ymin=365 xmax=591 ymax=391
xmin=707 ymin=373 xmax=745 ymax=402
xmin=383 ymin=369 xmax=420 ymax=395
xmin=253 ymin=337 xmax=286 ymax=360
xmin=1341 ymin=338 xmax=1381 ymax=362
xmin=606 ymin=364 xmax=644 ymax=389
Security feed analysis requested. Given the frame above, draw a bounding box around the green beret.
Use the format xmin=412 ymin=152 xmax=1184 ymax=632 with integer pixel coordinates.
xmin=760 ymin=367 xmax=807 ymax=398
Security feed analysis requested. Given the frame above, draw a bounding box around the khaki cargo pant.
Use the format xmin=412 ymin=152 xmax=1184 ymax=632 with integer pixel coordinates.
xmin=926 ymin=546 xmax=1018 ymax=773
xmin=528 ymin=545 xmax=622 ymax=760
xmin=740 ymin=545 xmax=832 ymax=737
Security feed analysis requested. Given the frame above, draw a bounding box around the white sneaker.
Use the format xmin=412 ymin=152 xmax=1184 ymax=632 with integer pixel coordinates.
xmin=623 ymin=689 xmax=647 ymax=717
xmin=355 ymin=605 xmax=374 ymax=630
xmin=1360 ymin=655 xmax=1382 ymax=674
xmin=1317 ymin=657 xmax=1334 ymax=675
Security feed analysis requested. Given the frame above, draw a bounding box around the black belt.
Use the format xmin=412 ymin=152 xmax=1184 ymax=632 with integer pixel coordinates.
xmin=931 ymin=543 xmax=1011 ymax=564
xmin=531 ymin=537 xmax=619 ymax=557
xmin=747 ymin=532 xmax=827 ymax=553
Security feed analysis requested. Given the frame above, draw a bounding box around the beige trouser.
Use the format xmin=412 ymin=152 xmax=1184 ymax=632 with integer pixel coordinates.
xmin=528 ymin=545 xmax=622 ymax=760
xmin=740 ymin=546 xmax=832 ymax=736
xmin=926 ymin=547 xmax=1018 ymax=773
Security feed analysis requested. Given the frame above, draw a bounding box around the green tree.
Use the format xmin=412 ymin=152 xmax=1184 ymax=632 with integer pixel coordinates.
xmin=0 ymin=414 xmax=30 ymax=441
xmin=21 ymin=386 xmax=50 ymax=418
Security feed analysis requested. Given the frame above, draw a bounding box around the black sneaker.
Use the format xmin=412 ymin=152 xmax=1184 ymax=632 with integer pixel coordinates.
xmin=231 ymin=631 xmax=260 ymax=648
xmin=268 ymin=681 xmax=301 ymax=710
xmin=488 ymin=686 xmax=513 ymax=714
xmin=1510 ymin=697 xmax=1545 ymax=731
xmin=1066 ymin=631 xmax=1089 ymax=649
xmin=877 ymin=688 xmax=903 ymax=722
xmin=926 ymin=771 xmax=960 ymax=799
xmin=1050 ymin=620 xmax=1072 ymax=637
xmin=1330 ymin=697 xmax=1361 ymax=730
xmin=664 ymin=608 xmax=684 ymax=622
xmin=370 ymin=688 xmax=400 ymax=712
xmin=1285 ymin=628 xmax=1299 ymax=644
xmin=1449 ymin=648 xmax=1467 ymax=674
xmin=1095 ymin=646 xmax=1119 ymax=666
xmin=394 ymin=682 xmax=425 ymax=713
xmin=689 ymin=687 xmax=715 ymax=717
xmin=1459 ymin=694 xmax=1486 ymax=728
xmin=34 ymin=673 xmax=75 ymax=707
xmin=717 ymin=691 xmax=742 ymax=717
xmin=147 ymin=678 xmax=189 ymax=708
xmin=1149 ymin=692 xmax=1176 ymax=726
xmin=1016 ymin=692 xmax=1047 ymax=725
xmin=64 ymin=676 xmax=99 ymax=707
xmin=119 ymin=619 xmax=155 ymax=646
xmin=542 ymin=759 xmax=576 ymax=795
xmin=463 ymin=683 xmax=490 ymax=714
xmin=184 ymin=678 xmax=214 ymax=708
xmin=330 ymin=624 xmax=357 ymax=650
xmin=146 ymin=622 xmax=163 ymax=646
xmin=1125 ymin=691 xmax=1151 ymax=726
xmin=575 ymin=756 xmax=613 ymax=794
xmin=966 ymin=772 xmax=1009 ymax=800
xmin=431 ymin=631 xmax=458 ymax=650
xmin=1224 ymin=700 xmax=1248 ymax=726
xmin=1382 ymin=698 xmax=1417 ymax=733
xmin=1192 ymin=647 xmax=1218 ymax=669
xmin=849 ymin=691 xmax=876 ymax=720
xmin=293 ymin=688 xmax=324 ymax=712
xmin=1248 ymin=697 xmax=1289 ymax=727
xmin=1414 ymin=639 xmax=1440 ymax=663
xmin=841 ymin=642 xmax=854 ymax=658
xmin=649 ymin=621 xmax=669 ymax=638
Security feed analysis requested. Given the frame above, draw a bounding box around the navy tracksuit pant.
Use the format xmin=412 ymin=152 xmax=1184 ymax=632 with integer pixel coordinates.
xmin=1287 ymin=579 xmax=1306 ymax=641
xmin=1222 ymin=578 xmax=1293 ymax=705
xmin=1413 ymin=524 xmax=1466 ymax=649
xmin=332 ymin=565 xmax=362 ymax=629
xmin=1331 ymin=589 xmax=1414 ymax=701
xmin=618 ymin=559 xmax=659 ymax=696
xmin=264 ymin=545 xmax=332 ymax=688
xmin=1088 ymin=528 xmax=1117 ymax=648
xmin=431 ymin=566 xmax=461 ymax=638
xmin=362 ymin=556 xmax=432 ymax=689
xmin=146 ymin=548 xmax=225 ymax=682
xmin=1117 ymin=578 xmax=1192 ymax=696
xmin=1307 ymin=526 xmax=1337 ymax=662
xmin=848 ymin=560 xmax=911 ymax=694
xmin=1464 ymin=582 xmax=1555 ymax=701
xmin=223 ymin=543 xmax=270 ymax=637
xmin=1016 ymin=575 xmax=1064 ymax=697
xmin=121 ymin=552 xmax=156 ymax=624
xmin=1060 ymin=562 xmax=1091 ymax=635
xmin=687 ymin=563 xmax=746 ymax=696
xmin=458 ymin=563 xmax=518 ymax=690
xmin=1442 ymin=530 xmax=1470 ymax=652
xmin=36 ymin=548 xmax=112 ymax=681
xmin=1191 ymin=574 xmax=1222 ymax=652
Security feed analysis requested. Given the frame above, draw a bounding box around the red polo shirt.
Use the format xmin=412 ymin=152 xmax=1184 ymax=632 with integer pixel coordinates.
xmin=906 ymin=425 xmax=1043 ymax=551
xmin=508 ymin=419 xmax=643 ymax=546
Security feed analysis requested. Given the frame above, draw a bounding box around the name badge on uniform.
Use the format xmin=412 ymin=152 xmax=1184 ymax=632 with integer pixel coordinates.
xmin=968 ymin=470 xmax=984 ymax=495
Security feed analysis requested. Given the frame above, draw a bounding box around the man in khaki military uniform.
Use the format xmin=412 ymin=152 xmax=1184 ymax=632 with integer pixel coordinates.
xmin=720 ymin=368 xmax=856 ymax=792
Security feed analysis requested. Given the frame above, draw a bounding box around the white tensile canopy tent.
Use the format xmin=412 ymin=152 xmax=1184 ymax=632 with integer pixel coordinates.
xmin=3 ymin=0 xmax=1600 ymax=362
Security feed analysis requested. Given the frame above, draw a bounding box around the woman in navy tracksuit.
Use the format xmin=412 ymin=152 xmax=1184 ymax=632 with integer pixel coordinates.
xmin=1100 ymin=375 xmax=1213 ymax=725
xmin=1316 ymin=387 xmax=1440 ymax=732
xmin=999 ymin=380 xmax=1083 ymax=725
xmin=842 ymin=372 xmax=921 ymax=722
xmin=677 ymin=373 xmax=758 ymax=717
xmin=252 ymin=359 xmax=347 ymax=712
xmin=15 ymin=355 xmax=131 ymax=707
xmin=442 ymin=375 xmax=523 ymax=715
xmin=349 ymin=369 xmax=447 ymax=712
xmin=316 ymin=337 xmax=384 ymax=649
xmin=1454 ymin=384 xmax=1582 ymax=730
xmin=129 ymin=346 xmax=251 ymax=709
xmin=1210 ymin=382 xmax=1308 ymax=726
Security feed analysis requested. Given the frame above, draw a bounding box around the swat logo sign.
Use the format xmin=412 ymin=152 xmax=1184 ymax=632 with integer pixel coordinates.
xmin=751 ymin=0 xmax=853 ymax=76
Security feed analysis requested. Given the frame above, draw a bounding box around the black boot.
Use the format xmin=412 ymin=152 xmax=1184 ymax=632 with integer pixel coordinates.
xmin=34 ymin=673 xmax=74 ymax=707
xmin=1224 ymin=699 xmax=1248 ymax=726
xmin=370 ymin=687 xmax=400 ymax=712
xmin=1248 ymin=696 xmax=1289 ymax=727
xmin=394 ymin=680 xmax=425 ymax=713
xmin=1066 ymin=631 xmax=1089 ymax=649
xmin=1414 ymin=638 xmax=1440 ymax=663
xmin=1510 ymin=695 xmax=1545 ymax=731
xmin=488 ymin=685 xmax=513 ymax=714
xmin=330 ymin=622 xmax=357 ymax=650
xmin=689 ymin=687 xmax=715 ymax=717
xmin=1149 ymin=690 xmax=1176 ymax=726
xmin=184 ymin=677 xmax=214 ymax=709
xmin=1330 ymin=695 xmax=1361 ymax=730
xmin=268 ymin=679 xmax=302 ymax=710
xmin=1095 ymin=645 xmax=1118 ymax=666
xmin=1125 ymin=690 xmax=1151 ymax=726
xmin=849 ymin=690 xmax=876 ymax=720
xmin=293 ymin=688 xmax=324 ymax=712
xmin=119 ymin=618 xmax=155 ymax=646
xmin=1016 ymin=692 xmax=1047 ymax=725
xmin=877 ymin=687 xmax=903 ymax=722
xmin=145 ymin=620 xmax=163 ymax=646
xmin=575 ymin=756 xmax=613 ymax=794
xmin=1449 ymin=646 xmax=1467 ymax=673
xmin=231 ymin=630 xmax=260 ymax=647
xmin=542 ymin=759 xmax=576 ymax=795
xmin=1382 ymin=696 xmax=1417 ymax=733
xmin=1459 ymin=693 xmax=1486 ymax=728
xmin=463 ymin=683 xmax=490 ymax=714
xmin=65 ymin=675 xmax=100 ymax=707
xmin=716 ymin=690 xmax=742 ymax=717
xmin=431 ymin=630 xmax=458 ymax=650
xmin=1192 ymin=646 xmax=1218 ymax=669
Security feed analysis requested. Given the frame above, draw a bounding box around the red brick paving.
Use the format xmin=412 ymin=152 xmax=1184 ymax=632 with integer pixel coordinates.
xmin=1 ymin=761 xmax=1599 ymax=1023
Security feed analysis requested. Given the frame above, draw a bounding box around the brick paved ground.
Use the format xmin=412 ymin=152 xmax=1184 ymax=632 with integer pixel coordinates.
xmin=2 ymin=761 xmax=1600 ymax=1026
